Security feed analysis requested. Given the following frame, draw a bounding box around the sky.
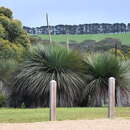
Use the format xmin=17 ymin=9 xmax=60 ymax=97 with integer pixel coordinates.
xmin=0 ymin=0 xmax=130 ymax=27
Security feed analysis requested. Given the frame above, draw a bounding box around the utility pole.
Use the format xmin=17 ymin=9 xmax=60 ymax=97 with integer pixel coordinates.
xmin=46 ymin=13 xmax=52 ymax=43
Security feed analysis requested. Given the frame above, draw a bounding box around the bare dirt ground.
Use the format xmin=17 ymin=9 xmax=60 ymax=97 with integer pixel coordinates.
xmin=0 ymin=119 xmax=130 ymax=130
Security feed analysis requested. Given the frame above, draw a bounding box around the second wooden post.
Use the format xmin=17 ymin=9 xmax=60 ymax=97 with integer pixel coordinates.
xmin=50 ymin=80 xmax=57 ymax=121
xmin=108 ymin=77 xmax=115 ymax=118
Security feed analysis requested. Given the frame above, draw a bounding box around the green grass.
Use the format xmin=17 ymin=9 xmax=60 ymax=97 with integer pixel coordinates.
xmin=38 ymin=33 xmax=130 ymax=45
xmin=0 ymin=107 xmax=130 ymax=123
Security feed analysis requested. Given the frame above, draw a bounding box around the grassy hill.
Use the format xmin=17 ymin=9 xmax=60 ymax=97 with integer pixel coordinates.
xmin=37 ymin=33 xmax=130 ymax=45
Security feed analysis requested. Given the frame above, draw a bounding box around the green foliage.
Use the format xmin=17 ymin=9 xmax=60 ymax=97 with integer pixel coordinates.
xmin=0 ymin=14 xmax=29 ymax=45
xmin=6 ymin=20 xmax=22 ymax=42
xmin=15 ymin=30 xmax=30 ymax=48
xmin=0 ymin=15 xmax=10 ymax=30
xmin=0 ymin=7 xmax=13 ymax=18
xmin=0 ymin=39 xmax=15 ymax=59
xmin=0 ymin=24 xmax=6 ymax=39
xmin=0 ymin=59 xmax=18 ymax=80
xmin=0 ymin=93 xmax=6 ymax=107
xmin=0 ymin=59 xmax=18 ymax=108
xmin=0 ymin=38 xmax=27 ymax=61
xmin=13 ymin=45 xmax=85 ymax=107
xmin=0 ymin=6 xmax=30 ymax=63
xmin=83 ymin=53 xmax=130 ymax=106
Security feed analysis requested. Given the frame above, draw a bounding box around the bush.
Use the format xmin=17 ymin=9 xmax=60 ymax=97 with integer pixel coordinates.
xmin=0 ymin=6 xmax=30 ymax=61
xmin=0 ymin=93 xmax=6 ymax=107
xmin=0 ymin=6 xmax=13 ymax=18
xmin=13 ymin=45 xmax=85 ymax=107
xmin=82 ymin=53 xmax=130 ymax=106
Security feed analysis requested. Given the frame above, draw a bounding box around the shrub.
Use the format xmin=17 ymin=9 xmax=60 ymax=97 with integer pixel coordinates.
xmin=13 ymin=45 xmax=85 ymax=107
xmin=0 ymin=93 xmax=6 ymax=107
xmin=83 ymin=53 xmax=130 ymax=106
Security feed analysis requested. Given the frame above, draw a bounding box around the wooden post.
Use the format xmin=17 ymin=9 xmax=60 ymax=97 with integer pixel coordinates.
xmin=50 ymin=80 xmax=57 ymax=121
xmin=108 ymin=77 xmax=115 ymax=118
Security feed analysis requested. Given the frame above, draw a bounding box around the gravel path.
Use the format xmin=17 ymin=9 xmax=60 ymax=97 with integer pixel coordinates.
xmin=0 ymin=119 xmax=130 ymax=130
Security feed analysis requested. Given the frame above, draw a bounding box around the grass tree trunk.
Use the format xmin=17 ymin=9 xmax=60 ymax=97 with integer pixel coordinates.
xmin=0 ymin=80 xmax=3 ymax=92
xmin=116 ymin=87 xmax=122 ymax=106
xmin=104 ymin=91 xmax=108 ymax=105
xmin=96 ymin=94 xmax=102 ymax=107
xmin=101 ymin=97 xmax=104 ymax=106
xmin=127 ymin=92 xmax=130 ymax=105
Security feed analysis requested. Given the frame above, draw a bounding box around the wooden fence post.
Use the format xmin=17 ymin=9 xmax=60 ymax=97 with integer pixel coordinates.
xmin=108 ymin=77 xmax=115 ymax=118
xmin=50 ymin=80 xmax=57 ymax=121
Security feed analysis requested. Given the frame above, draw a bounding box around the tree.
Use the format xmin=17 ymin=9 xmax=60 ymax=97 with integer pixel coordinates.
xmin=6 ymin=20 xmax=22 ymax=42
xmin=0 ymin=58 xmax=18 ymax=107
xmin=83 ymin=53 xmax=130 ymax=107
xmin=0 ymin=15 xmax=10 ymax=38
xmin=0 ymin=59 xmax=17 ymax=82
xmin=0 ymin=7 xmax=13 ymax=18
xmin=0 ymin=6 xmax=30 ymax=64
xmin=0 ymin=24 xmax=6 ymax=39
xmin=13 ymin=45 xmax=85 ymax=107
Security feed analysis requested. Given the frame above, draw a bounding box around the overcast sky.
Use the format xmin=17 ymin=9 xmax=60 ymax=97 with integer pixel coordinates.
xmin=1 ymin=0 xmax=130 ymax=27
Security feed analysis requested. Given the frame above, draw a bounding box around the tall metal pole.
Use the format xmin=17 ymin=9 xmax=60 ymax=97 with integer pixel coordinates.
xmin=46 ymin=13 xmax=52 ymax=43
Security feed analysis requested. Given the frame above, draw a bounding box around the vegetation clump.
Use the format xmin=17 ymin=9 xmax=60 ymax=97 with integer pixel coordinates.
xmin=0 ymin=6 xmax=30 ymax=60
xmin=82 ymin=53 xmax=130 ymax=106
xmin=13 ymin=45 xmax=85 ymax=107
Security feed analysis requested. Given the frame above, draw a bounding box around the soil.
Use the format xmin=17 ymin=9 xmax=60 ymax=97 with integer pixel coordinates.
xmin=0 ymin=119 xmax=130 ymax=130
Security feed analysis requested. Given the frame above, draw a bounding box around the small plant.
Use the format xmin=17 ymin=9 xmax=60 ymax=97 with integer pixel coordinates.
xmin=21 ymin=102 xmax=26 ymax=108
xmin=0 ymin=93 xmax=6 ymax=107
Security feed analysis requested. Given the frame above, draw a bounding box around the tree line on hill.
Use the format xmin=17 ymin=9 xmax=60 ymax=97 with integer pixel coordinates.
xmin=24 ymin=23 xmax=130 ymax=35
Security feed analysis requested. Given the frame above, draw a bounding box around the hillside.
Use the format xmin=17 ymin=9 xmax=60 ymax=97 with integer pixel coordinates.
xmin=37 ymin=33 xmax=130 ymax=45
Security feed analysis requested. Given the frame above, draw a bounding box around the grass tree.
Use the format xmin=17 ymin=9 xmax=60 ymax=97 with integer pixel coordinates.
xmin=83 ymin=53 xmax=130 ymax=107
xmin=13 ymin=45 xmax=85 ymax=107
